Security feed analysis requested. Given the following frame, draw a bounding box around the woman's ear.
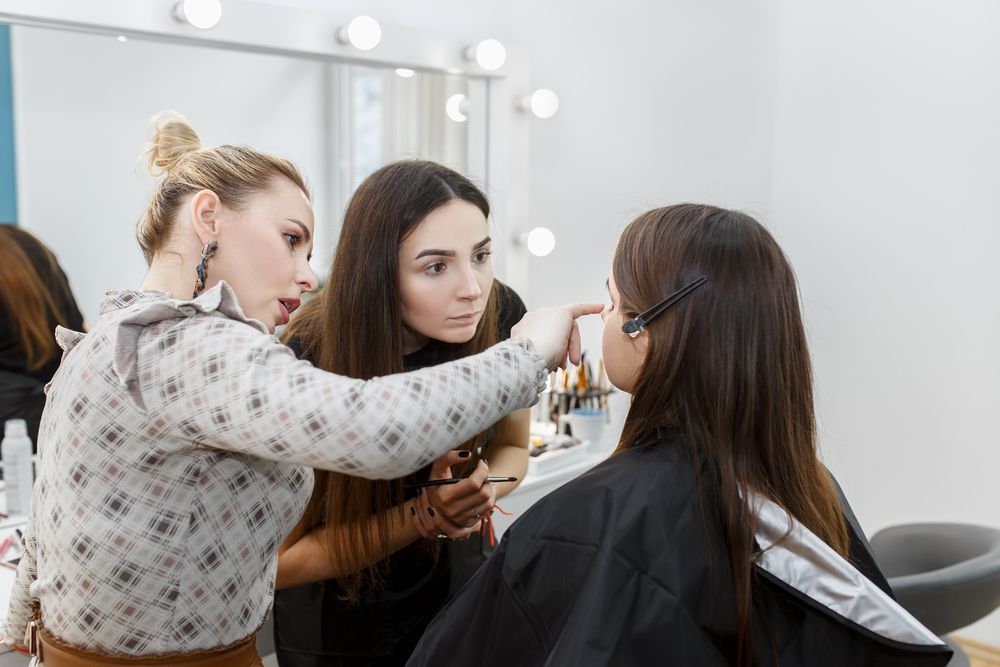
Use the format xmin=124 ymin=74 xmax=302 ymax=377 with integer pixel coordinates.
xmin=633 ymin=329 xmax=650 ymax=359
xmin=189 ymin=189 xmax=222 ymax=245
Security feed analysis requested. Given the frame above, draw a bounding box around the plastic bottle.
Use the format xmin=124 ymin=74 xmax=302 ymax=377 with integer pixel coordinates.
xmin=2 ymin=419 xmax=35 ymax=516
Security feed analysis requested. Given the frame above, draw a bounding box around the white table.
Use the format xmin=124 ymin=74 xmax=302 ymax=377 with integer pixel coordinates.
xmin=491 ymin=433 xmax=615 ymax=539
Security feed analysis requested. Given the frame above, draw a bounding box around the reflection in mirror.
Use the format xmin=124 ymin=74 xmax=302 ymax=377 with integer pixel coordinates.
xmin=3 ymin=23 xmax=488 ymax=321
xmin=341 ymin=65 xmax=475 ymax=189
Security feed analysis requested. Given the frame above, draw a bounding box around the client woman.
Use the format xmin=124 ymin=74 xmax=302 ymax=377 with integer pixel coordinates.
xmin=407 ymin=204 xmax=952 ymax=667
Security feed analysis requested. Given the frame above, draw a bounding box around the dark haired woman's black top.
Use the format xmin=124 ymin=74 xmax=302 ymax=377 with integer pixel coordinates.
xmin=0 ymin=229 xmax=85 ymax=447
xmin=272 ymin=281 xmax=526 ymax=667
xmin=406 ymin=434 xmax=953 ymax=667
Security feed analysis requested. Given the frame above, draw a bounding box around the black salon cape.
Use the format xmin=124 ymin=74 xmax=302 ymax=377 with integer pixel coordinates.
xmin=406 ymin=437 xmax=952 ymax=667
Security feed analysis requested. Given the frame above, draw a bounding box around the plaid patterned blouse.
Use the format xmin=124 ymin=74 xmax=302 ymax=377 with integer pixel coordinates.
xmin=2 ymin=282 xmax=546 ymax=655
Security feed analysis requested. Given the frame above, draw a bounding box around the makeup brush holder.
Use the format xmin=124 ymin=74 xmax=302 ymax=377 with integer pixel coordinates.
xmin=557 ymin=409 xmax=606 ymax=446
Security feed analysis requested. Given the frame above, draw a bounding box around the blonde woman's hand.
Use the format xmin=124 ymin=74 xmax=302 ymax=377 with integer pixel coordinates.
xmin=512 ymin=303 xmax=605 ymax=370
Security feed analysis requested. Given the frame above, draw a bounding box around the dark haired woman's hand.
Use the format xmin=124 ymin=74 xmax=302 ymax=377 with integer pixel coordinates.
xmin=432 ymin=461 xmax=495 ymax=529
xmin=424 ymin=452 xmax=494 ymax=533
xmin=511 ymin=303 xmax=605 ymax=370
xmin=411 ymin=491 xmax=453 ymax=540
xmin=413 ymin=488 xmax=480 ymax=540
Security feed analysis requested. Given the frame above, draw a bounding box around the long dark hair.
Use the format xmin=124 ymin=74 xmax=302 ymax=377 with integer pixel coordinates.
xmin=613 ymin=204 xmax=849 ymax=665
xmin=284 ymin=160 xmax=501 ymax=597
xmin=0 ymin=226 xmax=73 ymax=371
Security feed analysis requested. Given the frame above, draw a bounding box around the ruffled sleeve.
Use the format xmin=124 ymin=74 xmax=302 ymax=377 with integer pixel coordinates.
xmin=110 ymin=283 xmax=264 ymax=411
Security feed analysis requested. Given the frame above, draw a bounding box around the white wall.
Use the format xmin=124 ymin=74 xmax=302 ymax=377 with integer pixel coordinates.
xmin=767 ymin=0 xmax=1000 ymax=643
xmin=11 ymin=26 xmax=329 ymax=323
xmin=507 ymin=0 xmax=781 ymax=362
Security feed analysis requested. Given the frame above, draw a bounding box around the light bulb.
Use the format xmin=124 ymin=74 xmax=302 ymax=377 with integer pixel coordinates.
xmin=446 ymin=94 xmax=469 ymax=123
xmin=468 ymin=39 xmax=506 ymax=71
xmin=529 ymin=89 xmax=559 ymax=119
xmin=116 ymin=35 xmax=128 ymax=43
xmin=526 ymin=227 xmax=556 ymax=257
xmin=172 ymin=0 xmax=222 ymax=30
xmin=395 ymin=68 xmax=416 ymax=79
xmin=338 ymin=16 xmax=381 ymax=51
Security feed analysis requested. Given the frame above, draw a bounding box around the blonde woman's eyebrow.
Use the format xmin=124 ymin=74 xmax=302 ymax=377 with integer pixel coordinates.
xmin=414 ymin=236 xmax=491 ymax=260
xmin=287 ymin=219 xmax=311 ymax=242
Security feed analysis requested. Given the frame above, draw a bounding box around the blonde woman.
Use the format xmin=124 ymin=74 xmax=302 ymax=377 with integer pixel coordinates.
xmin=1 ymin=112 xmax=599 ymax=666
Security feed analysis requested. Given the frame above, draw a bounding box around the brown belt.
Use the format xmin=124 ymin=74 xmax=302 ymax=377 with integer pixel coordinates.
xmin=34 ymin=624 xmax=262 ymax=667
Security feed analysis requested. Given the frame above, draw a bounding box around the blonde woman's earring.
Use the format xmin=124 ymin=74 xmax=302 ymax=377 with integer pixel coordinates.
xmin=192 ymin=241 xmax=219 ymax=298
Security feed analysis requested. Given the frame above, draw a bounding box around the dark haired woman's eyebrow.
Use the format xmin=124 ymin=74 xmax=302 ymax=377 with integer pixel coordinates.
xmin=415 ymin=248 xmax=455 ymax=260
xmin=287 ymin=219 xmax=311 ymax=243
xmin=414 ymin=237 xmax=491 ymax=261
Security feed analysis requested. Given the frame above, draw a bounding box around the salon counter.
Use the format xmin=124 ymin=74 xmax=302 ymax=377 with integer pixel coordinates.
xmin=492 ymin=433 xmax=617 ymax=539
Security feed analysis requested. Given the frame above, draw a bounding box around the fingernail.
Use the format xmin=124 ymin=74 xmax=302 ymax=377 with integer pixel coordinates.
xmin=427 ymin=507 xmax=436 ymax=517
xmin=458 ymin=451 xmax=471 ymax=458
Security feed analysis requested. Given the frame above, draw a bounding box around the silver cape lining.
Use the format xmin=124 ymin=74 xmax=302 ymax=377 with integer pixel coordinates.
xmin=750 ymin=492 xmax=943 ymax=647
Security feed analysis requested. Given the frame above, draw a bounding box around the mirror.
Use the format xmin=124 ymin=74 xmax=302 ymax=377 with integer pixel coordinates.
xmin=3 ymin=23 xmax=489 ymax=322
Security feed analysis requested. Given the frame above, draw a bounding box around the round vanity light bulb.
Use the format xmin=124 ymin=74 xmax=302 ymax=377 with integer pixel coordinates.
xmin=173 ymin=0 xmax=222 ymax=30
xmin=446 ymin=94 xmax=469 ymax=123
xmin=526 ymin=227 xmax=556 ymax=257
xmin=395 ymin=68 xmax=415 ymax=78
xmin=116 ymin=35 xmax=128 ymax=43
xmin=529 ymin=89 xmax=560 ymax=119
xmin=474 ymin=39 xmax=506 ymax=71
xmin=341 ymin=16 xmax=381 ymax=51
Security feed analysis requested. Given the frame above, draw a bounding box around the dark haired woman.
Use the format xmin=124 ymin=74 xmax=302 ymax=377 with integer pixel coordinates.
xmin=273 ymin=160 xmax=530 ymax=666
xmin=406 ymin=204 xmax=952 ymax=666
xmin=0 ymin=225 xmax=85 ymax=446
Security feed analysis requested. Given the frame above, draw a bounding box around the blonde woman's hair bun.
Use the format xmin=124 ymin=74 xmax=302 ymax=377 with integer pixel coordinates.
xmin=142 ymin=110 xmax=202 ymax=176
xmin=136 ymin=110 xmax=308 ymax=264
